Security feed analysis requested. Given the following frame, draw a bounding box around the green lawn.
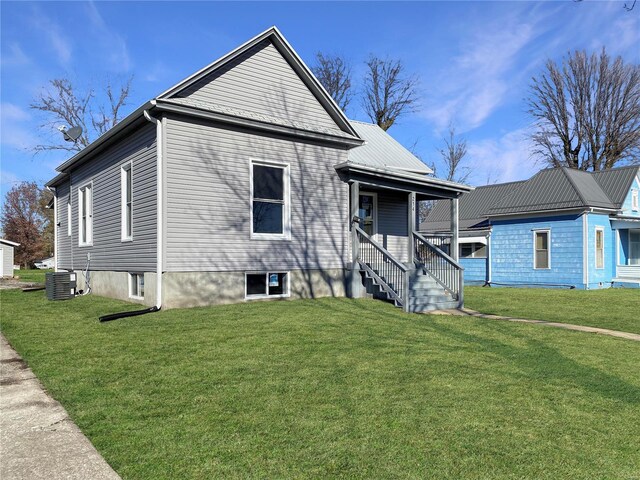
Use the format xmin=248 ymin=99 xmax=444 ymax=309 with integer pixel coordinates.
xmin=465 ymin=286 xmax=640 ymax=334
xmin=1 ymin=290 xmax=639 ymax=479
xmin=13 ymin=268 xmax=51 ymax=283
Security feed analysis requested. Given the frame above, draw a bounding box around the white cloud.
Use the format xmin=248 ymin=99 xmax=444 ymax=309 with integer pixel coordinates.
xmin=0 ymin=43 xmax=31 ymax=67
xmin=85 ymin=1 xmax=132 ymax=72
xmin=467 ymin=127 xmax=540 ymax=185
xmin=1 ymin=103 xmax=38 ymax=151
xmin=422 ymin=9 xmax=541 ymax=134
xmin=31 ymin=9 xmax=72 ymax=65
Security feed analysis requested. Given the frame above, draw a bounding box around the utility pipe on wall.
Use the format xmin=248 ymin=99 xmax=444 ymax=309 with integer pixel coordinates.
xmin=144 ymin=105 xmax=163 ymax=309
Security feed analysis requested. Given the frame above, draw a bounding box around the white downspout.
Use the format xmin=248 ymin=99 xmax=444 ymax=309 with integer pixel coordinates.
xmin=49 ymin=186 xmax=58 ymax=272
xmin=144 ymin=106 xmax=163 ymax=309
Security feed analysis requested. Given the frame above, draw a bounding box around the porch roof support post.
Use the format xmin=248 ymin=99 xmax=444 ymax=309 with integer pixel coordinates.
xmin=451 ymin=197 xmax=459 ymax=262
xmin=350 ymin=181 xmax=360 ymax=264
xmin=349 ymin=181 xmax=361 ymax=298
xmin=408 ymin=192 xmax=416 ymax=265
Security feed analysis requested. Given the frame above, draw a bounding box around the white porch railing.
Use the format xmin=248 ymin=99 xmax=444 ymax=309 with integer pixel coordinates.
xmin=616 ymin=265 xmax=640 ymax=279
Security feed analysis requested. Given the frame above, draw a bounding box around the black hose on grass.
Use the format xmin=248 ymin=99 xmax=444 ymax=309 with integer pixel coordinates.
xmin=99 ymin=306 xmax=160 ymax=323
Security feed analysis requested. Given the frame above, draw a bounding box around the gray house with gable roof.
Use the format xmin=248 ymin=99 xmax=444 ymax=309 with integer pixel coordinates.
xmin=46 ymin=27 xmax=472 ymax=311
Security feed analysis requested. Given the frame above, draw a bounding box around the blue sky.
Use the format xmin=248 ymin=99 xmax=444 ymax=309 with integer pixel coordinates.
xmin=1 ymin=0 xmax=639 ymax=204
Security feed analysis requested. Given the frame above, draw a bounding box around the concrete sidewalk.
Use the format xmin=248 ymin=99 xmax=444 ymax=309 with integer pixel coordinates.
xmin=0 ymin=335 xmax=120 ymax=480
xmin=428 ymin=309 xmax=640 ymax=342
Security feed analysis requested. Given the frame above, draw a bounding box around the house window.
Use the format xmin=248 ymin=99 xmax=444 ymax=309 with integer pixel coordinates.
xmin=595 ymin=228 xmax=604 ymax=269
xmin=250 ymin=161 xmax=290 ymax=238
xmin=78 ymin=183 xmax=93 ymax=246
xmin=632 ymin=189 xmax=639 ymax=211
xmin=121 ymin=163 xmax=132 ymax=241
xmin=533 ymin=230 xmax=550 ymax=269
xmin=460 ymin=243 xmax=486 ymax=258
xmin=129 ymin=273 xmax=144 ymax=299
xmin=67 ymin=199 xmax=71 ymax=237
xmin=630 ymin=230 xmax=640 ymax=266
xmin=245 ymin=272 xmax=289 ymax=298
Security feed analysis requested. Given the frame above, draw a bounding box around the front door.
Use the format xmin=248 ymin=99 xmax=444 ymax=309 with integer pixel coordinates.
xmin=359 ymin=193 xmax=377 ymax=236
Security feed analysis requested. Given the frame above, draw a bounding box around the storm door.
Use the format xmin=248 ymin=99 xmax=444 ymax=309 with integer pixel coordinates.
xmin=358 ymin=193 xmax=378 ymax=236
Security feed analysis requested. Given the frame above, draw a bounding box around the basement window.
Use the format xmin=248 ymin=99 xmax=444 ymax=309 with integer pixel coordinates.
xmin=129 ymin=273 xmax=144 ymax=299
xmin=245 ymin=272 xmax=289 ymax=298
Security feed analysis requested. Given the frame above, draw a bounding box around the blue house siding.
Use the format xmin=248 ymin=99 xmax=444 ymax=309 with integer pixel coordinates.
xmin=586 ymin=213 xmax=614 ymax=289
xmin=490 ymin=214 xmax=584 ymax=288
xmin=460 ymin=257 xmax=487 ymax=284
xmin=620 ymin=176 xmax=640 ymax=218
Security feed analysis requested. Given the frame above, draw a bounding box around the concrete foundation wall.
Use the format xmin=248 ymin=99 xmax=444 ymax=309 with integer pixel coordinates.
xmin=162 ymin=269 xmax=348 ymax=309
xmin=72 ymin=270 xmax=157 ymax=307
xmin=69 ymin=268 xmax=347 ymax=309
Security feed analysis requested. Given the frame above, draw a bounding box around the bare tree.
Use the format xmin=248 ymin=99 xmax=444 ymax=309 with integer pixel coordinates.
xmin=311 ymin=53 xmax=353 ymax=112
xmin=437 ymin=125 xmax=470 ymax=183
xmin=30 ymin=76 xmax=133 ymax=153
xmin=1 ymin=182 xmax=51 ymax=268
xmin=528 ymin=48 xmax=640 ymax=171
xmin=362 ymin=56 xmax=419 ymax=131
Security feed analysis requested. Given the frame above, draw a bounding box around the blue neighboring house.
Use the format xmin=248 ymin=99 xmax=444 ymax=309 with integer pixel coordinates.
xmin=421 ymin=166 xmax=640 ymax=289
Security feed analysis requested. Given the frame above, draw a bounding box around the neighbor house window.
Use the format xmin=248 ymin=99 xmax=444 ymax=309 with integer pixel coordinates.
xmin=245 ymin=272 xmax=289 ymax=298
xmin=250 ymin=160 xmax=290 ymax=238
xmin=595 ymin=228 xmax=604 ymax=269
xmin=129 ymin=273 xmax=144 ymax=299
xmin=67 ymin=199 xmax=71 ymax=236
xmin=629 ymin=230 xmax=640 ymax=266
xmin=78 ymin=183 xmax=93 ymax=246
xmin=632 ymin=189 xmax=639 ymax=211
xmin=460 ymin=242 xmax=487 ymax=258
xmin=533 ymin=230 xmax=550 ymax=269
xmin=121 ymin=163 xmax=132 ymax=241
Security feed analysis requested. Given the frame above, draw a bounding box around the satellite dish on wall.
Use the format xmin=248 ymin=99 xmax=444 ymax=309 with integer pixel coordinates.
xmin=63 ymin=126 xmax=83 ymax=142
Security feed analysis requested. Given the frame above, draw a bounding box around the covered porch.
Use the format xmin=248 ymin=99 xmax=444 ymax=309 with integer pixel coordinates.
xmin=612 ymin=218 xmax=640 ymax=283
xmin=335 ymin=162 xmax=473 ymax=312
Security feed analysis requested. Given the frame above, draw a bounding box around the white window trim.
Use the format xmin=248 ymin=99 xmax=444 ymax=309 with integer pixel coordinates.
xmin=632 ymin=189 xmax=638 ymax=212
xmin=359 ymin=191 xmax=378 ymax=236
xmin=595 ymin=227 xmax=605 ymax=270
xmin=249 ymin=159 xmax=291 ymax=240
xmin=129 ymin=272 xmax=144 ymax=299
xmin=67 ymin=199 xmax=71 ymax=237
xmin=244 ymin=271 xmax=290 ymax=299
xmin=78 ymin=181 xmax=93 ymax=247
xmin=532 ymin=229 xmax=551 ymax=270
xmin=121 ymin=162 xmax=133 ymax=242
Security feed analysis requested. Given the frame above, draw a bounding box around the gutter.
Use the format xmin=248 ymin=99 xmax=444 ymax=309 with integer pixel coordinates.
xmin=334 ymin=162 xmax=474 ymax=193
xmin=56 ymin=101 xmax=154 ymax=173
xmin=143 ymin=105 xmax=163 ymax=310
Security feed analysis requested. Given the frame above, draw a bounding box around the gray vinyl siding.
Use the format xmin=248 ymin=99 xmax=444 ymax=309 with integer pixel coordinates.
xmin=66 ymin=124 xmax=157 ymax=272
xmin=175 ymin=40 xmax=341 ymax=133
xmin=56 ymin=181 xmax=72 ymax=270
xmin=164 ymin=115 xmax=349 ymax=272
xmin=376 ymin=191 xmax=409 ymax=263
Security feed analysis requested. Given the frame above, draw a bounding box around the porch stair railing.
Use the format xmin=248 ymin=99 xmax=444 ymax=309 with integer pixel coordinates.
xmin=413 ymin=231 xmax=464 ymax=304
xmin=355 ymin=225 xmax=408 ymax=308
